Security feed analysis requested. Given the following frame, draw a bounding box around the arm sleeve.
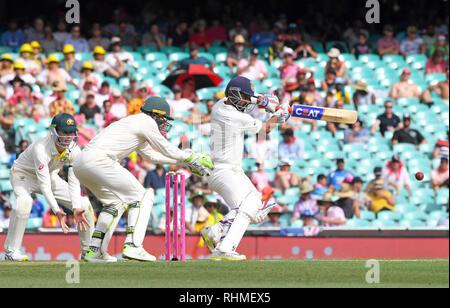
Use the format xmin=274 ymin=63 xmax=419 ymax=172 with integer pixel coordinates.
xmin=32 ymin=144 xmax=60 ymax=214
xmin=137 ymin=142 xmax=179 ymax=165
xmin=68 ymin=147 xmax=82 ymax=209
xmin=140 ymin=116 xmax=191 ymax=162
xmin=236 ymin=112 xmax=263 ymax=133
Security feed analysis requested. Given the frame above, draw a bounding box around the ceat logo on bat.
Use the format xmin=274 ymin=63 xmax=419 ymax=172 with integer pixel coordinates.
xmin=291 ymin=105 xmax=324 ymax=120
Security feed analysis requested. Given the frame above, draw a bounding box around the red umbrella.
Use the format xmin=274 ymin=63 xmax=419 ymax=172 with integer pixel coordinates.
xmin=162 ymin=64 xmax=223 ymax=90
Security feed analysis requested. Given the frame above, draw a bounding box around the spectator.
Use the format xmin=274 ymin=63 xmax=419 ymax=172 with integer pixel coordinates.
xmin=185 ymin=192 xmax=209 ymax=235
xmin=377 ymin=25 xmax=400 ymax=57
xmin=368 ymin=180 xmax=397 ymax=215
xmin=343 ymin=20 xmax=369 ymax=47
xmin=305 ymin=78 xmax=324 ymax=106
xmin=42 ymin=207 xmax=62 ymax=228
xmin=80 ymin=91 xmax=101 ymax=121
xmin=365 ymin=167 xmax=385 ymax=194
xmin=226 ymin=35 xmax=249 ymax=73
xmin=203 ymin=197 xmax=225 ymax=231
xmin=228 ymin=21 xmax=249 ymax=42
xmin=77 ymin=75 xmax=97 ymax=106
xmin=8 ymin=139 xmax=29 ymax=167
xmin=351 ymin=177 xmax=372 ymax=212
xmin=1 ymin=20 xmax=25 ymax=52
xmin=0 ymin=204 xmax=11 ymax=229
xmin=88 ymin=23 xmax=111 ymax=51
xmin=352 ymin=81 xmax=376 ymax=109
xmin=351 ymin=32 xmax=372 ymax=59
xmin=48 ymin=83 xmax=75 ymax=117
xmin=144 ymin=164 xmax=167 ymax=190
xmin=249 ymin=21 xmax=276 ymax=48
xmin=60 ymin=44 xmax=83 ymax=78
xmin=95 ymin=81 xmax=112 ymax=108
xmin=334 ymin=182 xmax=359 ymax=219
xmin=431 ymin=157 xmax=449 ymax=194
xmin=0 ymin=54 xmax=14 ymax=78
xmin=91 ymin=46 xmax=123 ymax=79
xmin=186 ymin=172 xmax=213 ymax=196
xmin=17 ymin=43 xmax=41 ymax=76
xmin=291 ymin=183 xmax=319 ymax=227
xmin=251 ymin=161 xmax=271 ymax=191
xmin=180 ymin=77 xmax=200 ymax=103
xmin=313 ymin=174 xmax=331 ymax=195
xmin=274 ymin=159 xmax=302 ymax=195
xmin=390 ymin=68 xmax=421 ymax=100
xmin=316 ymin=193 xmax=346 ymax=227
xmin=206 ymin=19 xmax=227 ymax=43
xmin=236 ymin=48 xmax=268 ymax=81
xmin=127 ymin=82 xmax=150 ymax=115
xmin=425 ymin=50 xmax=448 ymax=74
xmin=392 ymin=113 xmax=427 ymax=150
xmin=64 ymin=25 xmax=90 ymax=53
xmin=432 ymin=131 xmax=449 ymax=159
xmin=167 ymin=85 xmax=197 ymax=117
xmin=326 ymin=100 xmax=348 ymax=134
xmin=422 ymin=25 xmax=437 ymax=54
xmin=105 ymin=37 xmax=135 ymax=78
xmin=29 ymin=194 xmax=45 ymax=218
xmin=74 ymin=114 xmax=96 ymax=147
xmin=167 ymin=21 xmax=190 ymax=48
xmin=40 ymin=25 xmax=61 ymax=54
xmin=167 ymin=43 xmax=214 ymax=71
xmin=293 ymin=32 xmax=318 ymax=60
xmin=325 ymin=48 xmax=346 ymax=78
xmin=36 ymin=54 xmax=77 ymax=91
xmin=382 ymin=154 xmax=412 ymax=196
xmin=110 ymin=88 xmax=127 ymax=120
xmin=189 ymin=20 xmax=212 ymax=50
xmin=260 ymin=204 xmax=285 ymax=228
xmin=327 ymin=158 xmax=354 ymax=191
xmin=268 ymin=35 xmax=288 ymax=65
xmin=344 ymin=119 xmax=370 ymax=145
xmin=121 ymin=76 xmax=139 ymax=104
xmin=117 ymin=22 xmax=139 ymax=48
xmin=279 ymin=47 xmax=299 ymax=83
xmin=333 ymin=77 xmax=351 ymax=105
xmin=141 ymin=23 xmax=166 ymax=50
xmin=278 ymin=128 xmax=304 ymax=160
xmin=371 ymin=99 xmax=402 ymax=136
xmin=321 ymin=67 xmax=337 ymax=93
xmin=30 ymin=41 xmax=46 ymax=69
xmin=399 ymin=26 xmax=426 ymax=57
xmin=423 ymin=66 xmax=449 ymax=105
xmin=182 ymin=99 xmax=215 ymax=131
xmin=25 ymin=18 xmax=45 ymax=43
xmin=53 ymin=20 xmax=70 ymax=44
xmin=79 ymin=61 xmax=102 ymax=91
xmin=429 ymin=34 xmax=449 ymax=57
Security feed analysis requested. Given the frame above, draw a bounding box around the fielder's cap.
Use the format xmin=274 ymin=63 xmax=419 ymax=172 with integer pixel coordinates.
xmin=141 ymin=96 xmax=173 ymax=120
xmin=225 ymin=76 xmax=255 ymax=97
xmin=402 ymin=67 xmax=411 ymax=74
xmin=374 ymin=166 xmax=382 ymax=176
xmin=111 ymin=37 xmax=121 ymax=45
xmin=403 ymin=113 xmax=411 ymax=120
xmin=234 ymin=34 xmax=245 ymax=44
xmin=51 ymin=113 xmax=78 ymax=132
xmin=391 ymin=154 xmax=401 ymax=162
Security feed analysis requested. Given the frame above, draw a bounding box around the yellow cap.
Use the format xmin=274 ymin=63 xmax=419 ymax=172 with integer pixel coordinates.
xmin=1 ymin=54 xmax=13 ymax=62
xmin=30 ymin=41 xmax=42 ymax=51
xmin=13 ymin=61 xmax=26 ymax=70
xmin=82 ymin=61 xmax=94 ymax=70
xmin=46 ymin=54 xmax=60 ymax=64
xmin=63 ymin=44 xmax=75 ymax=54
xmin=20 ymin=43 xmax=33 ymax=54
xmin=93 ymin=46 xmax=106 ymax=55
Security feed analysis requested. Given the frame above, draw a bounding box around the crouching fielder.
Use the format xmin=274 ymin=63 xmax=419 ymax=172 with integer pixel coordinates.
xmin=4 ymin=113 xmax=94 ymax=261
xmin=201 ymin=76 xmax=290 ymax=260
xmin=73 ymin=96 xmax=213 ymax=262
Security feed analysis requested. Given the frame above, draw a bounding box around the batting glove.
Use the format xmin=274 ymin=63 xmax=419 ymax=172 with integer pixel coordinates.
xmin=258 ymin=95 xmax=279 ymax=113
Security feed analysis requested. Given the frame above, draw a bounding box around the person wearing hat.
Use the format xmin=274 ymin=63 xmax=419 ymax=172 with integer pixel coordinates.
xmin=1 ymin=20 xmax=25 ymax=53
xmin=431 ymin=157 xmax=449 ymax=194
xmin=249 ymin=21 xmax=277 ymax=48
xmin=389 ymin=68 xmax=421 ymax=101
xmin=80 ymin=61 xmax=103 ymax=91
xmin=0 ymin=54 xmax=14 ymax=77
xmin=60 ymin=44 xmax=83 ymax=78
xmin=334 ymin=182 xmax=359 ymax=219
xmin=17 ymin=43 xmax=42 ymax=76
xmin=0 ymin=203 xmax=12 ymax=229
xmin=236 ymin=47 xmax=268 ymax=81
xmin=40 ymin=25 xmax=62 ymax=55
xmin=91 ymin=45 xmax=122 ymax=79
xmin=430 ymin=33 xmax=449 ymax=56
xmin=364 ymin=167 xmax=385 ymax=195
xmin=189 ymin=19 xmax=213 ymax=50
xmin=109 ymin=88 xmax=127 ymax=120
xmin=268 ymin=35 xmax=288 ymax=65
xmin=36 ymin=54 xmax=78 ymax=91
xmin=279 ymin=47 xmax=299 ymax=84
xmin=49 ymin=83 xmax=75 ymax=117
xmin=352 ymin=80 xmax=375 ymax=110
xmin=377 ymin=25 xmax=400 ymax=57
xmin=226 ymin=34 xmax=249 ymax=73
xmin=120 ymin=75 xmax=138 ymax=103
xmin=260 ymin=204 xmax=285 ymax=228
xmin=291 ymin=182 xmax=319 ymax=227
xmin=381 ymin=154 xmax=412 ymax=197
xmin=72 ymin=96 xmax=213 ymax=262
xmin=392 ymin=113 xmax=427 ymax=150
xmin=63 ymin=25 xmax=89 ymax=53
xmin=127 ymin=81 xmax=154 ymax=115
xmin=367 ymin=180 xmax=397 ymax=215
xmin=316 ymin=193 xmax=346 ymax=227
xmin=30 ymin=41 xmax=46 ymax=69
xmin=332 ymin=77 xmax=351 ymax=105
xmin=422 ymin=66 xmax=449 ymax=106
xmin=141 ymin=23 xmax=167 ymax=51
xmin=325 ymin=48 xmax=346 ymax=78
xmin=278 ymin=128 xmax=305 ymax=162
xmin=167 ymin=43 xmax=215 ymax=71
xmin=4 ymin=113 xmax=95 ymax=261
xmin=105 ymin=36 xmax=136 ymax=77
xmin=202 ymin=196 xmax=224 ymax=234
xmin=400 ymin=26 xmax=426 ymax=57
xmin=351 ymin=177 xmax=372 ymax=212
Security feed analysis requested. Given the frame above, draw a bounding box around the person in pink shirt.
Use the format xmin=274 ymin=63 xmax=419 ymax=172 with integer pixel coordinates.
xmin=425 ymin=50 xmax=448 ymax=74
xmin=377 ymin=25 xmax=400 ymax=57
xmin=74 ymin=114 xmax=96 ymax=148
xmin=316 ymin=193 xmax=346 ymax=227
xmin=189 ymin=20 xmax=212 ymax=50
xmin=236 ymin=48 xmax=268 ymax=81
xmin=279 ymin=47 xmax=299 ymax=80
xmin=251 ymin=161 xmax=271 ymax=191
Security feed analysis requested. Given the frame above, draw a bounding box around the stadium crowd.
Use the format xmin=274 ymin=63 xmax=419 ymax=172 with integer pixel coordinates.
xmin=0 ymin=1 xmax=449 ymax=234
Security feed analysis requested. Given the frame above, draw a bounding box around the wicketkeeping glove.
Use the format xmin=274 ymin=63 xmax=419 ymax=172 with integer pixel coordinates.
xmin=185 ymin=152 xmax=214 ymax=176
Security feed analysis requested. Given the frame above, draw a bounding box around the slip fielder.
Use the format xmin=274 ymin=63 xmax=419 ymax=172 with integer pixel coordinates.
xmin=3 ymin=113 xmax=94 ymax=261
xmin=201 ymin=76 xmax=290 ymax=260
xmin=72 ymin=96 xmax=213 ymax=262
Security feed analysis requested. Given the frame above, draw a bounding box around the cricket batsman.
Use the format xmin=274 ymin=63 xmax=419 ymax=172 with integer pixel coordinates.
xmin=72 ymin=96 xmax=213 ymax=262
xmin=201 ymin=76 xmax=290 ymax=260
xmin=4 ymin=113 xmax=95 ymax=261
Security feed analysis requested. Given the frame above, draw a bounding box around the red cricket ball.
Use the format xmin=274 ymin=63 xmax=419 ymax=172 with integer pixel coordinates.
xmin=415 ymin=172 xmax=424 ymax=181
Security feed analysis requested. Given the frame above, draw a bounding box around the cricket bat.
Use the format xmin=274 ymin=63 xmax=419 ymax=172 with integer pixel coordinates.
xmin=287 ymin=104 xmax=358 ymax=124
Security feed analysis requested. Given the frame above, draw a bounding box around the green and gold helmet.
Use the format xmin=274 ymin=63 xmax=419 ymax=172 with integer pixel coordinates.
xmin=141 ymin=96 xmax=173 ymax=135
xmin=49 ymin=113 xmax=78 ymax=150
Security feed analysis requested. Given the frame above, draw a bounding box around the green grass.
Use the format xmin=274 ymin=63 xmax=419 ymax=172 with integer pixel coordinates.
xmin=0 ymin=259 xmax=448 ymax=288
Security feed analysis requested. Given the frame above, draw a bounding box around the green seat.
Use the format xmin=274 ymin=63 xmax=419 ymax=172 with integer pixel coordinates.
xmin=395 ymin=204 xmax=417 ymax=213
xmin=372 ymin=219 xmax=397 ymax=228
xmin=137 ymin=46 xmax=158 ymax=54
xmin=145 ymin=52 xmax=167 ymax=62
xmin=168 ymin=52 xmax=189 ymax=62
xmin=215 ymin=52 xmax=228 ymax=63
xmin=377 ymin=211 xmax=403 ymax=221
xmin=425 ymin=73 xmax=446 ymax=85
xmin=290 ymin=220 xmax=304 ymax=228
xmin=26 ymin=217 xmax=43 ymax=229
xmin=1 ymin=180 xmax=13 ymax=192
xmin=197 ymin=52 xmax=215 ymax=63
xmin=0 ymin=168 xmax=10 ymax=180
xmin=400 ymin=219 xmax=424 ymax=228
xmin=429 ymin=210 xmax=449 ymax=221
xmin=346 ymin=218 xmax=370 ymax=228
xmin=360 ymin=210 xmax=376 ymax=221
xmin=310 ymin=41 xmax=324 ymax=53
xmin=403 ymin=211 xmax=428 ymax=221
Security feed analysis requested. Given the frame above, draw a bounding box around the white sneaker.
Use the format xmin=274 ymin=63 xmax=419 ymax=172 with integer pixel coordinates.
xmin=200 ymin=226 xmax=220 ymax=253
xmin=4 ymin=250 xmax=29 ymax=262
xmin=122 ymin=244 xmax=156 ymax=262
xmin=210 ymin=250 xmax=246 ymax=261
xmin=83 ymin=248 xmax=117 ymax=263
